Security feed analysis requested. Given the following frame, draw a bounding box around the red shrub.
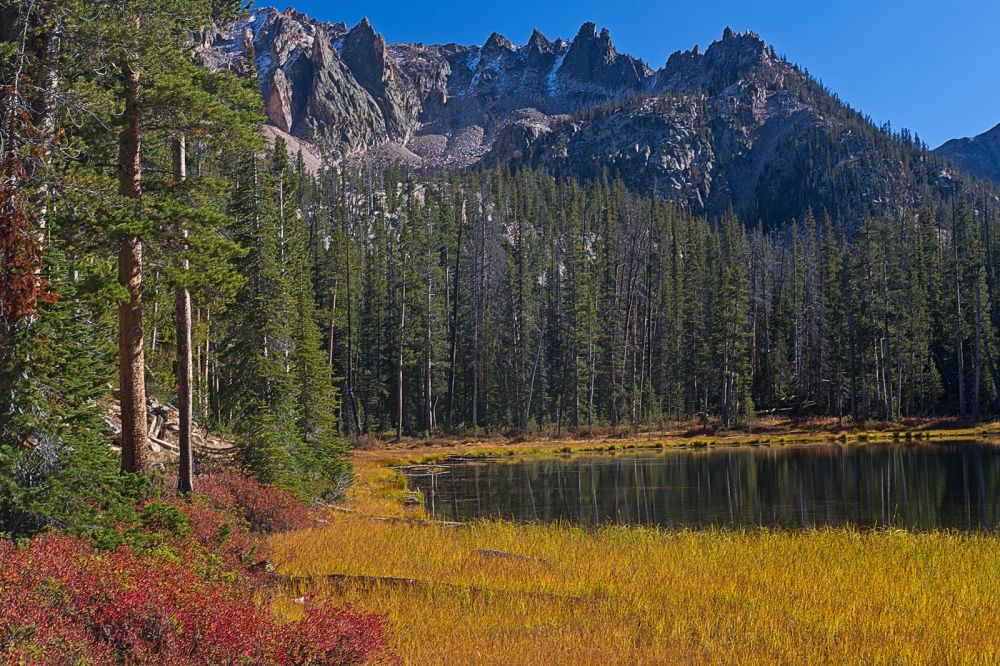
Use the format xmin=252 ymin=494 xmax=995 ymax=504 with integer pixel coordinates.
xmin=0 ymin=533 xmax=392 ymax=665
xmin=193 ymin=468 xmax=315 ymax=534
xmin=171 ymin=498 xmax=263 ymax=579
xmin=278 ymin=604 xmax=392 ymax=666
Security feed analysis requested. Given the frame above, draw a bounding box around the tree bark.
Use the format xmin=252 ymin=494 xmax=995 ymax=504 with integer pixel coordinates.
xmin=523 ymin=320 xmax=544 ymax=432
xmin=425 ymin=210 xmax=433 ymax=435
xmin=118 ymin=60 xmax=148 ymax=474
xmin=396 ymin=279 xmax=406 ymax=443
xmin=447 ymin=200 xmax=464 ymax=428
xmin=953 ymin=213 xmax=966 ymax=418
xmin=173 ymin=135 xmax=193 ymax=494
xmin=31 ymin=15 xmax=60 ymax=234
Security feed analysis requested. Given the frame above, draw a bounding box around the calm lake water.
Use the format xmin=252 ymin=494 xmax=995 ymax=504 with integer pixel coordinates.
xmin=403 ymin=441 xmax=1000 ymax=530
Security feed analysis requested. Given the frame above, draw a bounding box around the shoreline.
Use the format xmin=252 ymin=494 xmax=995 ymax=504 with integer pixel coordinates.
xmin=352 ymin=418 xmax=1000 ymax=469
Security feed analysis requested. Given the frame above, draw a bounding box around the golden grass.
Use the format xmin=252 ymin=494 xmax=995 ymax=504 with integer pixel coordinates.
xmin=273 ymin=518 xmax=1000 ymax=665
xmin=270 ymin=443 xmax=1000 ymax=665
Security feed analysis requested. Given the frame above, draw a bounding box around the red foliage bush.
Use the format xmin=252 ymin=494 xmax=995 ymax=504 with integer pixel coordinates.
xmin=277 ymin=604 xmax=394 ymax=666
xmin=193 ymin=468 xmax=315 ymax=534
xmin=171 ymin=498 xmax=263 ymax=578
xmin=0 ymin=533 xmax=392 ymax=665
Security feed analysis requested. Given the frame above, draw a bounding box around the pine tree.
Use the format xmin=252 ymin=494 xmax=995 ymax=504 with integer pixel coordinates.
xmin=220 ymin=146 xmax=302 ymax=492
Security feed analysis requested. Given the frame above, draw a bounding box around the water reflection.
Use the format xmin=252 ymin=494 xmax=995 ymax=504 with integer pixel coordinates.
xmin=404 ymin=442 xmax=1000 ymax=530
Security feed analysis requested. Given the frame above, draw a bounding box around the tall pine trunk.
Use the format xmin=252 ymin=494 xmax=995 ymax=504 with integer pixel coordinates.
xmin=425 ymin=211 xmax=433 ymax=435
xmin=447 ymin=201 xmax=464 ymax=428
xmin=952 ymin=213 xmax=966 ymax=418
xmin=117 ymin=61 xmax=147 ymax=473
xmin=396 ymin=279 xmax=406 ymax=442
xmin=173 ymin=136 xmax=193 ymax=494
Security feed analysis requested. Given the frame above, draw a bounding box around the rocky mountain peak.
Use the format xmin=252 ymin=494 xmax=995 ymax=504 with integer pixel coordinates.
xmin=482 ymin=32 xmax=517 ymax=58
xmin=573 ymin=21 xmax=599 ymax=41
xmin=527 ymin=28 xmax=553 ymax=53
xmin=525 ymin=28 xmax=556 ymax=69
xmin=342 ymin=17 xmax=390 ymax=84
xmin=562 ymin=21 xmax=612 ymax=68
xmin=657 ymin=28 xmax=778 ymax=95
xmin=707 ymin=28 xmax=770 ymax=67
xmin=557 ymin=21 xmax=648 ymax=91
xmin=197 ymin=9 xmax=956 ymax=229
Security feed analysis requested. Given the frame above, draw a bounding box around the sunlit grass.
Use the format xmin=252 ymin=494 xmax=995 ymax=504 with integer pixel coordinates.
xmin=271 ymin=453 xmax=1000 ymax=665
xmin=273 ymin=518 xmax=1000 ymax=664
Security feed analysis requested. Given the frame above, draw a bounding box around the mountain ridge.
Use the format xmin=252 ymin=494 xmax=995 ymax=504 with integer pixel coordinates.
xmin=197 ymin=6 xmax=964 ymax=227
xmin=934 ymin=123 xmax=1000 ymax=184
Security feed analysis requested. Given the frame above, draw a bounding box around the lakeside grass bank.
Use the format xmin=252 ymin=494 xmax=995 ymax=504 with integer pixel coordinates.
xmin=271 ymin=429 xmax=1000 ymax=665
xmin=351 ymin=417 xmax=1000 ymax=468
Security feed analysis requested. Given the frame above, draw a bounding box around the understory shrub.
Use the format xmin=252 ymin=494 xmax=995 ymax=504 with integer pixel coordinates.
xmin=0 ymin=470 xmax=393 ymax=665
xmin=192 ymin=468 xmax=315 ymax=534
xmin=0 ymin=533 xmax=391 ymax=664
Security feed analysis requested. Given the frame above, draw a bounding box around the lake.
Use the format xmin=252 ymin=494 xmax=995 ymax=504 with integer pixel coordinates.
xmin=402 ymin=441 xmax=1000 ymax=530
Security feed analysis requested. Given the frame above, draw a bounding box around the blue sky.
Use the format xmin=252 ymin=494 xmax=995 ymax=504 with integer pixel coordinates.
xmin=279 ymin=0 xmax=1000 ymax=147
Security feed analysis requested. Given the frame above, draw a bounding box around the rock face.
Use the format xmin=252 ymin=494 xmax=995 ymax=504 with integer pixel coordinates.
xmin=489 ymin=29 xmax=951 ymax=225
xmin=557 ymin=22 xmax=649 ymax=94
xmin=197 ymin=7 xmax=650 ymax=164
xmin=935 ymin=123 xmax=1000 ymax=184
xmin=198 ymin=8 xmax=956 ymax=226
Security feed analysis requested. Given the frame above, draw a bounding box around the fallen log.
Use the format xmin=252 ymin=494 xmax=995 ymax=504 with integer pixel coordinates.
xmin=280 ymin=572 xmax=598 ymax=604
xmin=366 ymin=515 xmax=462 ymax=528
xmin=472 ymin=548 xmax=551 ymax=567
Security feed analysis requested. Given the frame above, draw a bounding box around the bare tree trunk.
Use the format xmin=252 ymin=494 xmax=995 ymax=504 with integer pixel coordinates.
xmin=587 ymin=338 xmax=596 ymax=437
xmin=472 ymin=209 xmax=484 ymax=430
xmin=425 ymin=211 xmax=433 ymax=436
xmin=523 ymin=321 xmax=545 ymax=432
xmin=880 ymin=250 xmax=895 ymax=420
xmin=343 ymin=207 xmax=361 ymax=435
xmin=118 ymin=60 xmax=148 ymax=474
xmin=202 ymin=307 xmax=211 ymax=414
xmin=33 ymin=17 xmax=60 ymax=234
xmin=447 ymin=201 xmax=464 ymax=428
xmin=974 ymin=282 xmax=982 ymax=421
xmin=847 ymin=296 xmax=858 ymax=422
xmin=173 ymin=136 xmax=193 ymax=494
xmin=327 ymin=278 xmax=337 ymax=368
xmin=396 ymin=279 xmax=406 ymax=443
xmin=953 ymin=215 xmax=966 ymax=418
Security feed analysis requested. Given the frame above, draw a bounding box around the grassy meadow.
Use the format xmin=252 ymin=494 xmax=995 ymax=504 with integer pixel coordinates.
xmin=270 ymin=437 xmax=1000 ymax=665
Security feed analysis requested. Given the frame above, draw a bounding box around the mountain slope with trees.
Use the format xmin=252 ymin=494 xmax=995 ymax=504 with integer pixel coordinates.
xmin=305 ymin=167 xmax=1000 ymax=438
xmin=936 ymin=122 xmax=1000 ymax=184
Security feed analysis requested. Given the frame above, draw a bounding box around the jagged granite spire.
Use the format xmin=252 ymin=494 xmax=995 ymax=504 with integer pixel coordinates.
xmin=557 ymin=22 xmax=648 ymax=91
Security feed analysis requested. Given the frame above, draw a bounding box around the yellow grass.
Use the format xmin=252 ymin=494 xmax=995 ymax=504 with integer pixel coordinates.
xmin=269 ymin=439 xmax=1000 ymax=665
xmin=273 ymin=517 xmax=1000 ymax=664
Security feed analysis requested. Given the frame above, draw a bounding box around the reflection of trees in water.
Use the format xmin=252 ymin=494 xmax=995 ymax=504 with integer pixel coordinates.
xmin=409 ymin=443 xmax=1000 ymax=530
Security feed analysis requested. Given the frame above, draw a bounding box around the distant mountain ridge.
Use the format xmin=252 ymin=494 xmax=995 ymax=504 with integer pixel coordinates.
xmin=197 ymin=8 xmax=655 ymax=164
xmin=934 ymin=123 xmax=1000 ymax=184
xmin=197 ymin=7 xmax=963 ymax=227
